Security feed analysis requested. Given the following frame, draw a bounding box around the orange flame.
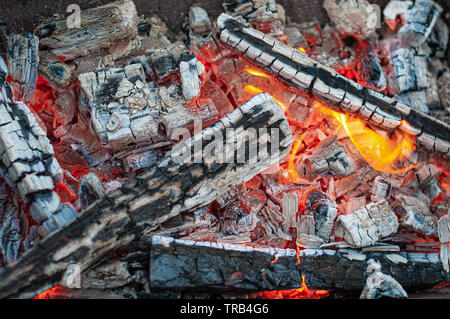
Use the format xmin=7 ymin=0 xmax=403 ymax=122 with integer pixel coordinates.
xmin=244 ymin=85 xmax=287 ymax=110
xmin=318 ymin=105 xmax=420 ymax=174
xmin=33 ymin=286 xmax=69 ymax=299
xmin=288 ymin=135 xmax=305 ymax=181
xmin=245 ymin=68 xmax=270 ymax=78
xmin=298 ymin=47 xmax=307 ymax=54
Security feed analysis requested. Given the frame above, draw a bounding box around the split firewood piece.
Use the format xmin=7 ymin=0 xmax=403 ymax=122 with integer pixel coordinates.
xmin=335 ymin=200 xmax=399 ymax=248
xmin=297 ymin=135 xmax=355 ymax=179
xmin=34 ymin=0 xmax=138 ymax=61
xmin=216 ymin=14 xmax=450 ymax=156
xmin=7 ymin=33 xmax=39 ymax=103
xmin=397 ymin=0 xmax=442 ymax=47
xmin=438 ymin=215 xmax=450 ymax=272
xmin=281 ymin=192 xmax=297 ymax=235
xmin=371 ymin=176 xmax=392 ymax=202
xmin=149 ymin=235 xmax=450 ymax=293
xmin=392 ymin=194 xmax=438 ymax=236
xmin=360 ymin=259 xmax=408 ymax=299
xmin=306 ymin=190 xmax=337 ymax=243
xmin=0 ymin=58 xmax=77 ymax=237
xmin=179 ymin=53 xmax=205 ymax=100
xmin=79 ymin=173 xmax=105 ymax=210
xmin=323 ymin=0 xmax=377 ymax=40
xmin=39 ymin=54 xmax=72 ymax=89
xmin=79 ymin=64 xmax=217 ymax=152
xmin=0 ymin=93 xmax=292 ymax=298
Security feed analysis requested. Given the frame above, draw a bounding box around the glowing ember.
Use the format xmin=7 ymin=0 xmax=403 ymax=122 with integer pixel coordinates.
xmin=33 ymin=286 xmax=69 ymax=299
xmin=245 ymin=68 xmax=270 ymax=78
xmin=297 ymin=47 xmax=307 ymax=54
xmin=244 ymin=85 xmax=287 ymax=110
xmin=317 ymin=104 xmax=420 ymax=175
xmin=288 ymin=134 xmax=305 ymax=181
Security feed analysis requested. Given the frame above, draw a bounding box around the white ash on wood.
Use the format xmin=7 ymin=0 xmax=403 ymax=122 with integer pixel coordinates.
xmin=296 ymin=135 xmax=355 ymax=179
xmin=323 ymin=0 xmax=377 ymax=40
xmin=7 ymin=33 xmax=39 ymax=103
xmin=335 ymin=200 xmax=399 ymax=248
xmin=0 ymin=58 xmax=76 ymax=237
xmin=360 ymin=259 xmax=408 ymax=299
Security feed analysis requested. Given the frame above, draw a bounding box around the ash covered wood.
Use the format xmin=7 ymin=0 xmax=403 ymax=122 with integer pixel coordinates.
xmin=360 ymin=259 xmax=408 ymax=299
xmin=149 ymin=235 xmax=450 ymax=292
xmin=335 ymin=200 xmax=399 ymax=247
xmin=0 ymin=93 xmax=293 ymax=298
xmin=323 ymin=0 xmax=377 ymax=40
xmin=392 ymin=194 xmax=438 ymax=236
xmin=179 ymin=54 xmax=205 ymax=100
xmin=79 ymin=63 xmax=217 ymax=153
xmin=0 ymin=57 xmax=76 ymax=237
xmin=38 ymin=55 xmax=72 ymax=89
xmin=216 ymin=14 xmax=450 ymax=156
xmin=7 ymin=33 xmax=39 ymax=103
xmin=397 ymin=0 xmax=443 ymax=47
xmin=297 ymin=135 xmax=355 ymax=179
xmin=35 ymin=0 xmax=138 ymax=61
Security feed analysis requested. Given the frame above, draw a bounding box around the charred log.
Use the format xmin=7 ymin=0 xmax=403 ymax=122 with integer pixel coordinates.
xmin=34 ymin=0 xmax=138 ymax=61
xmin=216 ymin=14 xmax=450 ymax=156
xmin=149 ymin=235 xmax=450 ymax=292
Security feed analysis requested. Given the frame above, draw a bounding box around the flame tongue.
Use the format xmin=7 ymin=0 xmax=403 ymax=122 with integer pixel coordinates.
xmin=318 ymin=105 xmax=419 ymax=175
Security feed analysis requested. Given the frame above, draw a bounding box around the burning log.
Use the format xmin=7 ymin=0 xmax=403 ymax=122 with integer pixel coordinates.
xmin=335 ymin=200 xmax=399 ymax=248
xmin=7 ymin=33 xmax=39 ymax=103
xmin=0 ymin=93 xmax=293 ymax=298
xmin=149 ymin=235 xmax=450 ymax=292
xmin=216 ymin=14 xmax=450 ymax=156
xmin=360 ymin=259 xmax=408 ymax=299
xmin=34 ymin=0 xmax=138 ymax=61
xmin=0 ymin=58 xmax=77 ymax=237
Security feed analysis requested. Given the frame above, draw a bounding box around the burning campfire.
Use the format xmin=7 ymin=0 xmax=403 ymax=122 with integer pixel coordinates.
xmin=0 ymin=0 xmax=449 ymax=300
